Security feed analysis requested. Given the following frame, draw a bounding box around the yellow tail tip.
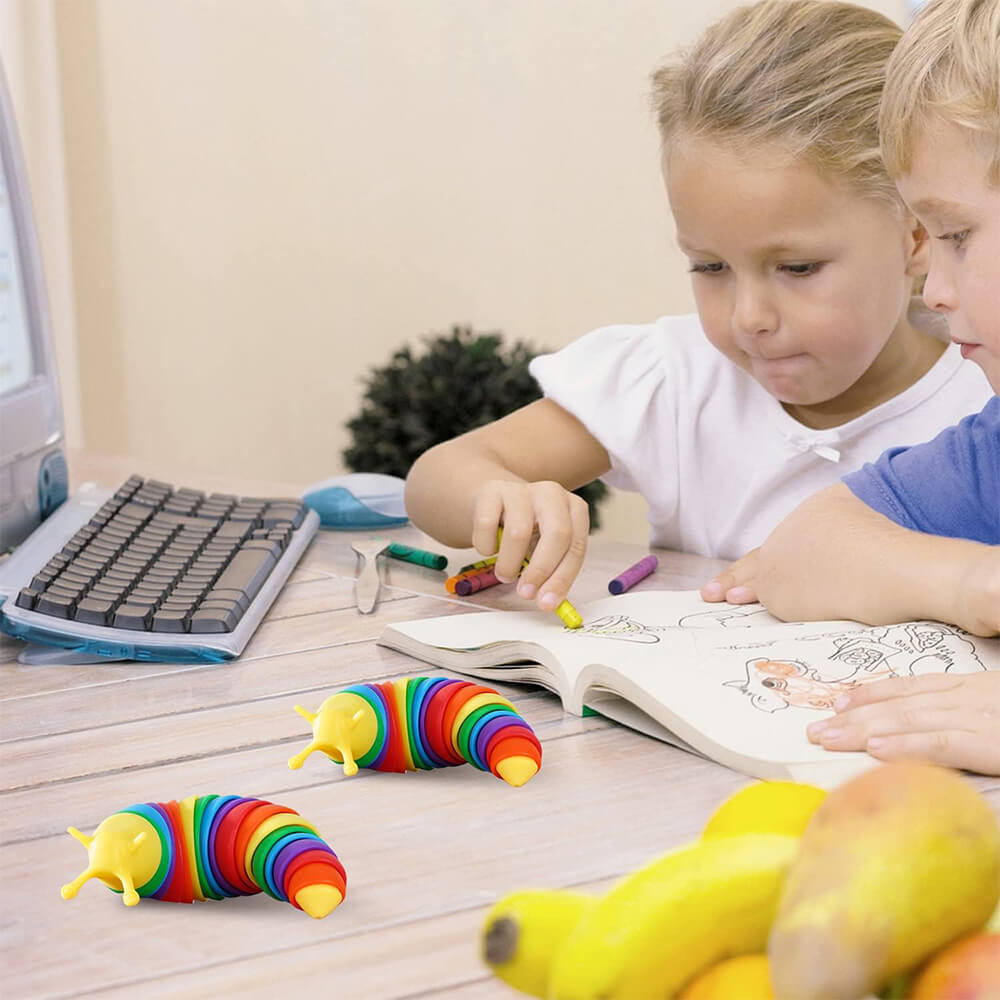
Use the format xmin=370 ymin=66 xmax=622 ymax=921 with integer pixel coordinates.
xmin=294 ymin=884 xmax=344 ymax=919
xmin=60 ymin=883 xmax=77 ymax=900
xmin=496 ymin=755 xmax=539 ymax=788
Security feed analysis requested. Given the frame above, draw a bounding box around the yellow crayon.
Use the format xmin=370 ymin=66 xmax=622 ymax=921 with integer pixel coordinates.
xmin=458 ymin=555 xmax=498 ymax=574
xmin=555 ymin=599 xmax=583 ymax=630
xmin=499 ymin=528 xmax=582 ymax=629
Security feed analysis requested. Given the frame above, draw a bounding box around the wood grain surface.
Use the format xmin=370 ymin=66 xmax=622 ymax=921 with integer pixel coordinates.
xmin=2 ymin=454 xmax=996 ymax=998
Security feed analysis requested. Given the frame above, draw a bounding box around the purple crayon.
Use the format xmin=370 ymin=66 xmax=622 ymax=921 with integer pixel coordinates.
xmin=455 ymin=567 xmax=501 ymax=596
xmin=608 ymin=555 xmax=658 ymax=595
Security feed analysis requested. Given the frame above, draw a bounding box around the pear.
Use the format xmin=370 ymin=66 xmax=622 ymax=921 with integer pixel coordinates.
xmin=910 ymin=933 xmax=1000 ymax=999
xmin=769 ymin=763 xmax=1000 ymax=1000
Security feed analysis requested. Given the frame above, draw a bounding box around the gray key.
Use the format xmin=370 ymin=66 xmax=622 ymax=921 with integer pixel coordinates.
xmin=116 ymin=501 xmax=157 ymax=524
xmin=211 ymin=546 xmax=277 ymax=604
xmin=112 ymin=603 xmax=154 ymax=629
xmin=30 ymin=569 xmax=58 ymax=590
xmin=241 ymin=539 xmax=283 ymax=560
xmin=262 ymin=504 xmax=304 ymax=529
xmin=215 ymin=521 xmax=253 ymax=541
xmin=198 ymin=598 xmax=245 ymax=622
xmin=74 ymin=598 xmax=116 ymax=625
xmin=190 ymin=606 xmax=241 ymax=632
xmin=161 ymin=597 xmax=197 ymax=612
xmin=131 ymin=586 xmax=166 ymax=605
xmin=152 ymin=610 xmax=190 ymax=633
xmin=204 ymin=588 xmax=250 ymax=612
xmin=15 ymin=587 xmax=41 ymax=610
xmin=36 ymin=592 xmax=77 ymax=618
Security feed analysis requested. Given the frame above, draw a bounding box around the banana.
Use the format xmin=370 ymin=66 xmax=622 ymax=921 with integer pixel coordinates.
xmin=547 ymin=834 xmax=799 ymax=1000
xmin=482 ymin=888 xmax=596 ymax=998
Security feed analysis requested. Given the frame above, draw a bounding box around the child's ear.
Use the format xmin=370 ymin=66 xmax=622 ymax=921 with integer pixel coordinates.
xmin=905 ymin=218 xmax=931 ymax=278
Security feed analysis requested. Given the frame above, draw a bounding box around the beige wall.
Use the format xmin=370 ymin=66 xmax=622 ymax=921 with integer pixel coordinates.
xmin=39 ymin=0 xmax=901 ymax=541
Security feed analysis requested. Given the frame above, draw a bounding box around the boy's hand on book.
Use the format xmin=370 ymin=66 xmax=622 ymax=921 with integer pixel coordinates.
xmin=471 ymin=479 xmax=589 ymax=610
xmin=700 ymin=548 xmax=759 ymax=604
xmin=806 ymin=672 xmax=1000 ymax=775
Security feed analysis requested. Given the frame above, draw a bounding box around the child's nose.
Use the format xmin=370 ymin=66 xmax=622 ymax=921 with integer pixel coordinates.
xmin=922 ymin=258 xmax=958 ymax=315
xmin=732 ymin=282 xmax=779 ymax=337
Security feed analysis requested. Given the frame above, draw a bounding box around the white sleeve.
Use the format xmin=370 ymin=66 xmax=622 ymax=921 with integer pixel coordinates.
xmin=528 ymin=320 xmax=682 ymax=499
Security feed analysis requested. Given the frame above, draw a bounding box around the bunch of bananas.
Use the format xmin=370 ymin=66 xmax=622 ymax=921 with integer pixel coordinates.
xmin=481 ymin=781 xmax=820 ymax=999
xmin=481 ymin=766 xmax=1000 ymax=1000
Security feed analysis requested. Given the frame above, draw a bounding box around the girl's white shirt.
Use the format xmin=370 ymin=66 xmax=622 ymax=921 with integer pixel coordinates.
xmin=529 ymin=311 xmax=994 ymax=559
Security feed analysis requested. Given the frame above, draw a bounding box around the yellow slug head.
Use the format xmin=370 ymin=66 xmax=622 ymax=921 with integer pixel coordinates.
xmin=288 ymin=693 xmax=377 ymax=776
xmin=60 ymin=812 xmax=161 ymax=906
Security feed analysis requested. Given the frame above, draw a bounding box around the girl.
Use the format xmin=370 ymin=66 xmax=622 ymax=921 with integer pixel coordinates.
xmin=404 ymin=0 xmax=993 ymax=612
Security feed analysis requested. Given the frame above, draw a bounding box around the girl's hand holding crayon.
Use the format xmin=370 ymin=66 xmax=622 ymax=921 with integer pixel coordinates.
xmin=470 ymin=479 xmax=589 ymax=611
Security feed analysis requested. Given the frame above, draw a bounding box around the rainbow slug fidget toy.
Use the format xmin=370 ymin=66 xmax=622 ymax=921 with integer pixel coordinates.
xmin=289 ymin=677 xmax=542 ymax=787
xmin=61 ymin=795 xmax=346 ymax=919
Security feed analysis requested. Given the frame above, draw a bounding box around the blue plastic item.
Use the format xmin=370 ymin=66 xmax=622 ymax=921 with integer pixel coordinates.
xmin=301 ymin=473 xmax=409 ymax=530
xmin=38 ymin=450 xmax=69 ymax=520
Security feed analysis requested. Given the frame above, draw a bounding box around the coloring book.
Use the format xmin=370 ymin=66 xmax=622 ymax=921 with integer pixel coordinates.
xmin=377 ymin=590 xmax=1000 ymax=784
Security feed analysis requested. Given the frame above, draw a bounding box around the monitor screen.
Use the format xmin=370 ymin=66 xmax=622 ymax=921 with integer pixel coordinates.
xmin=0 ymin=149 xmax=33 ymax=395
xmin=0 ymin=59 xmax=67 ymax=552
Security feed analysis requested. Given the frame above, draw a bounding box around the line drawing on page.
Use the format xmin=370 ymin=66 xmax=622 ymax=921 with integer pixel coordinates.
xmin=569 ymin=602 xmax=779 ymax=641
xmin=571 ymin=614 xmax=666 ymax=643
xmin=723 ymin=623 xmax=986 ymax=713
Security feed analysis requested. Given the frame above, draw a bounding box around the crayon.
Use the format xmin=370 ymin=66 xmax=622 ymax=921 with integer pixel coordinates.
xmin=497 ymin=526 xmax=582 ymax=628
xmin=455 ymin=567 xmax=500 ymax=596
xmin=387 ymin=542 xmax=448 ymax=571
xmin=458 ymin=555 xmax=498 ymax=574
xmin=608 ymin=555 xmax=658 ymax=595
xmin=445 ymin=566 xmax=491 ymax=593
xmin=555 ymin=599 xmax=583 ymax=630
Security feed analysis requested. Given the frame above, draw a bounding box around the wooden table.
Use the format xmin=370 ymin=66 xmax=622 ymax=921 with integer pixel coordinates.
xmin=2 ymin=457 xmax=998 ymax=999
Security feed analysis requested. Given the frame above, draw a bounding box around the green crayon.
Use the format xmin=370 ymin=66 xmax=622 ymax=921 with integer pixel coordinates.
xmin=387 ymin=542 xmax=448 ymax=571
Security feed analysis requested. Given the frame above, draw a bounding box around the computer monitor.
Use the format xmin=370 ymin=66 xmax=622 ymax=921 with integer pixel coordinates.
xmin=0 ymin=58 xmax=68 ymax=552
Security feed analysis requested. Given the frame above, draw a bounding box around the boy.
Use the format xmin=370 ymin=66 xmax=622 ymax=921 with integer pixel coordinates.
xmin=716 ymin=0 xmax=1000 ymax=773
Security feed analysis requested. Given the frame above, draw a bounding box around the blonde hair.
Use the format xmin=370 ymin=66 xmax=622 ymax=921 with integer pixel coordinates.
xmin=651 ymin=0 xmax=902 ymax=204
xmin=880 ymin=0 xmax=1000 ymax=184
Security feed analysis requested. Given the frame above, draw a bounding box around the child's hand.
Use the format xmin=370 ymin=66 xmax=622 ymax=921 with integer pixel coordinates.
xmin=807 ymin=672 xmax=1000 ymax=775
xmin=471 ymin=479 xmax=589 ymax=611
xmin=700 ymin=548 xmax=759 ymax=604
xmin=954 ymin=545 xmax=1000 ymax=637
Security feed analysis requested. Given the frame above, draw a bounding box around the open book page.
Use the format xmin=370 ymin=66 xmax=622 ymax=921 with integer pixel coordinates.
xmin=379 ymin=590 xmax=1000 ymax=781
xmin=580 ymin=612 xmax=999 ymax=780
xmin=378 ymin=591 xmax=773 ymax=700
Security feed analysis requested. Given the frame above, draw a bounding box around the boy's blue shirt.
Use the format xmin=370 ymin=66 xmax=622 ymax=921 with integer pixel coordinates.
xmin=843 ymin=396 xmax=1000 ymax=545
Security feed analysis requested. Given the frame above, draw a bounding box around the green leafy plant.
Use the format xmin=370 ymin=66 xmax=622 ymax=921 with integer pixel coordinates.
xmin=343 ymin=326 xmax=609 ymax=529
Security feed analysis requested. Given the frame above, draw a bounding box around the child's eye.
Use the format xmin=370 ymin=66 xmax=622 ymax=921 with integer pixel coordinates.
xmin=688 ymin=261 xmax=727 ymax=274
xmin=937 ymin=229 xmax=970 ymax=249
xmin=779 ymin=262 xmax=823 ymax=276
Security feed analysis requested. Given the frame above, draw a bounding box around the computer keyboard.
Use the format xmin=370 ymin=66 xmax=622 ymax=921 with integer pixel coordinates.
xmin=0 ymin=475 xmax=320 ymax=662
